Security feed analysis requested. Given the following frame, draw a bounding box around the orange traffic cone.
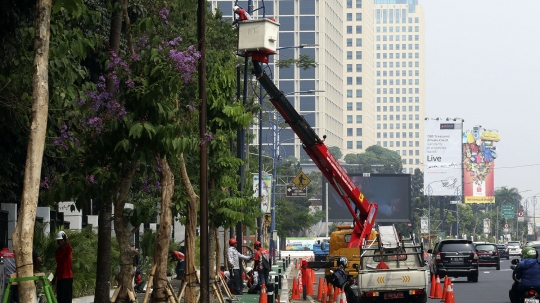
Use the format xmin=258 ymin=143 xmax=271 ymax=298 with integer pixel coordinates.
xmin=320 ymin=280 xmax=326 ymax=303
xmin=327 ymin=283 xmax=334 ymax=303
xmin=259 ymin=284 xmax=268 ymax=303
xmin=433 ymin=275 xmax=443 ymax=299
xmin=340 ymin=288 xmax=347 ymax=303
xmin=312 ymin=269 xmax=317 ymax=284
xmin=317 ymin=278 xmax=324 ymax=301
xmin=444 ymin=284 xmax=455 ymax=303
xmin=306 ymin=270 xmax=314 ymax=296
xmin=440 ymin=275 xmax=449 ymax=302
xmin=333 ymin=287 xmax=340 ymax=303
xmin=292 ymin=277 xmax=301 ymax=300
xmin=429 ymin=274 xmax=436 ymax=298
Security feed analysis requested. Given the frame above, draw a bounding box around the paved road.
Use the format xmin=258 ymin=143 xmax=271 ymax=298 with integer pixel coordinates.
xmin=309 ymin=259 xmax=515 ymax=303
xmin=429 ymin=259 xmax=514 ymax=303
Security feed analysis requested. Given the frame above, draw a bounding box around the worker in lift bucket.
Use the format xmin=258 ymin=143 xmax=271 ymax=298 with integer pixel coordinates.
xmin=233 ymin=5 xmax=252 ymax=24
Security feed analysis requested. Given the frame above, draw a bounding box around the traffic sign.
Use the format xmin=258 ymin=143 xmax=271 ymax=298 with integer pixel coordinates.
xmin=286 ymin=184 xmax=307 ymax=197
xmin=502 ymin=205 xmax=515 ymax=218
xmin=504 ymin=223 xmax=508 ymax=228
xmin=292 ymin=171 xmax=311 ymax=190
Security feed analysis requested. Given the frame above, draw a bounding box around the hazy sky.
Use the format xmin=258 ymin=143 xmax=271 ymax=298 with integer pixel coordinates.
xmin=420 ymin=1 xmax=540 ymax=206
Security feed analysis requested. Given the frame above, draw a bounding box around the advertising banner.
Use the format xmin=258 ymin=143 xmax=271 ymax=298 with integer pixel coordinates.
xmin=463 ymin=126 xmax=499 ymax=203
xmin=420 ymin=217 xmax=429 ymax=234
xmin=423 ymin=120 xmax=463 ymax=196
xmin=529 ymin=223 xmax=535 ymax=236
xmin=285 ymin=237 xmax=316 ymax=251
xmin=483 ymin=218 xmax=491 ymax=234
xmin=253 ymin=174 xmax=272 ymax=213
xmin=324 ymin=174 xmax=411 ymax=222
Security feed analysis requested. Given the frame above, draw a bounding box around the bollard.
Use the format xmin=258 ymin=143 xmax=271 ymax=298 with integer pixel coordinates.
xmin=275 ymin=280 xmax=280 ymax=303
xmin=267 ymin=277 xmax=275 ymax=303
xmin=278 ymin=269 xmax=282 ymax=290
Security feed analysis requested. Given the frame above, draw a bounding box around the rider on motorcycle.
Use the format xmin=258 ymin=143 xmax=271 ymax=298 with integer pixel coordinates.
xmin=509 ymin=247 xmax=540 ymax=303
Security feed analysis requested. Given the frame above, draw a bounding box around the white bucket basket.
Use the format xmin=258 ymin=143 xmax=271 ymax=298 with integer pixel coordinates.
xmin=238 ymin=18 xmax=280 ymax=55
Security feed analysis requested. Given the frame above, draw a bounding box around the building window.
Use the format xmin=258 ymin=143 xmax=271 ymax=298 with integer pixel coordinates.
xmin=347 ymin=64 xmax=352 ymax=72
xmin=356 ymin=51 xmax=362 ymax=59
xmin=356 ymin=26 xmax=362 ymax=34
xmin=377 ymin=132 xmax=381 ymax=138
xmin=347 ymin=128 xmax=353 ymax=136
xmin=347 ymin=141 xmax=353 ymax=149
xmin=356 ymin=13 xmax=362 ymax=21
xmin=356 ymin=38 xmax=362 ymax=46
xmin=347 ymin=51 xmax=352 ymax=59
xmin=347 ymin=13 xmax=352 ymax=21
xmin=347 ymin=0 xmax=352 ymax=8
xmin=356 ymin=141 xmax=362 ymax=149
xmin=347 ymin=38 xmax=353 ymax=47
xmin=356 ymin=115 xmax=362 ymax=123
xmin=356 ymin=102 xmax=362 ymax=110
xmin=347 ymin=115 xmax=353 ymax=123
xmin=356 ymin=77 xmax=362 ymax=85
xmin=356 ymin=64 xmax=362 ymax=72
xmin=347 ymin=102 xmax=353 ymax=110
xmin=347 ymin=26 xmax=352 ymax=34
xmin=356 ymin=0 xmax=362 ymax=8
xmin=347 ymin=90 xmax=353 ymax=98
xmin=356 ymin=128 xmax=362 ymax=136
xmin=347 ymin=77 xmax=353 ymax=85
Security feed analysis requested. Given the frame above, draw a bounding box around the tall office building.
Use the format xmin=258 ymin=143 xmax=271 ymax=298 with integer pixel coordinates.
xmin=370 ymin=0 xmax=426 ymax=173
xmin=210 ymin=0 xmax=344 ymax=163
xmin=343 ymin=0 xmax=376 ymax=156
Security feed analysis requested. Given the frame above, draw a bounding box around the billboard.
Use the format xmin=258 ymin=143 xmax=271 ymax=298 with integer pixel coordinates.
xmin=285 ymin=237 xmax=316 ymax=251
xmin=253 ymin=174 xmax=272 ymax=213
xmin=324 ymin=174 xmax=411 ymax=222
xmin=463 ymin=126 xmax=498 ymax=203
xmin=423 ymin=120 xmax=463 ymax=196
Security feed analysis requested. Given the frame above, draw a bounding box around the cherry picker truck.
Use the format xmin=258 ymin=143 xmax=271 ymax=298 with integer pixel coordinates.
xmin=236 ymin=15 xmax=379 ymax=278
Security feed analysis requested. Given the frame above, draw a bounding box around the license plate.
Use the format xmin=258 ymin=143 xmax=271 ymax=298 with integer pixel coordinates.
xmin=383 ymin=292 xmax=404 ymax=299
xmin=451 ymin=257 xmax=463 ymax=262
xmin=524 ymin=299 xmax=539 ymax=303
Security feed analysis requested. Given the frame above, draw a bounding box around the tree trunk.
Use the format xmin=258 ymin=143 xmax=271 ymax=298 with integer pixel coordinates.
xmin=113 ymin=160 xmax=139 ymax=300
xmin=179 ymin=153 xmax=199 ymax=303
xmin=95 ymin=1 xmax=123 ymax=302
xmin=12 ymin=0 xmax=52 ymax=302
xmin=150 ymin=156 xmax=174 ymax=302
xmin=95 ymin=195 xmax=113 ymax=301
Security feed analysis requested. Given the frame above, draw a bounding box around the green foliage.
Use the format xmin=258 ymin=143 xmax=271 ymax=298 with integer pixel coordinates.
xmin=33 ymin=225 xmax=120 ymax=297
xmin=275 ymin=54 xmax=318 ymax=70
xmin=344 ymin=145 xmax=403 ymax=174
xmin=328 ymin=146 xmax=343 ymax=160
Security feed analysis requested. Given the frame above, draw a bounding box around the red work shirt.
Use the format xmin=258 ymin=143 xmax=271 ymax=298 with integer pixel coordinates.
xmin=172 ymin=251 xmax=185 ymax=261
xmin=56 ymin=243 xmax=73 ymax=280
xmin=254 ymin=247 xmax=270 ymax=271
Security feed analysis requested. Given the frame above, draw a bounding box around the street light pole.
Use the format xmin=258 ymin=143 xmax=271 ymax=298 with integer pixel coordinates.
xmin=533 ymin=197 xmax=537 ymax=240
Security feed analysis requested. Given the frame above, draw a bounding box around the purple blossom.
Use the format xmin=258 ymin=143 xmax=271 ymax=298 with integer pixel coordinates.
xmin=40 ymin=177 xmax=50 ymax=189
xmin=159 ymin=7 xmax=170 ymax=24
xmin=169 ymin=45 xmax=201 ymax=83
xmin=85 ymin=174 xmax=98 ymax=185
xmin=188 ymin=105 xmax=196 ymax=111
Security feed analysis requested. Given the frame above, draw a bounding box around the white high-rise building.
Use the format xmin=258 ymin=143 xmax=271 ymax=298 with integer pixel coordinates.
xmin=371 ymin=0 xmax=426 ymax=173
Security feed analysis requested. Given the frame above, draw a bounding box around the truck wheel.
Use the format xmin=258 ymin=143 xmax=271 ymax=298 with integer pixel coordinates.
xmin=496 ymin=263 xmax=501 ymax=270
xmin=469 ymin=273 xmax=478 ymax=283
xmin=415 ymin=293 xmax=428 ymax=302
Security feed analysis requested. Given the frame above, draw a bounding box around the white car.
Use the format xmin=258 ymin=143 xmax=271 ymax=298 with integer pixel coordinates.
xmin=507 ymin=241 xmax=522 ymax=257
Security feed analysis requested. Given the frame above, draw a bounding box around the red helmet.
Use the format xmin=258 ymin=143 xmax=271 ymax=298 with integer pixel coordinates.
xmin=229 ymin=238 xmax=237 ymax=245
xmin=254 ymin=241 xmax=261 ymax=249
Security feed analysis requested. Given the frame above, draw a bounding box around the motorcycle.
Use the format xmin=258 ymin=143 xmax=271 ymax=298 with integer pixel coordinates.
xmin=510 ymin=259 xmax=540 ymax=303
xmin=328 ymin=267 xmax=360 ymax=303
